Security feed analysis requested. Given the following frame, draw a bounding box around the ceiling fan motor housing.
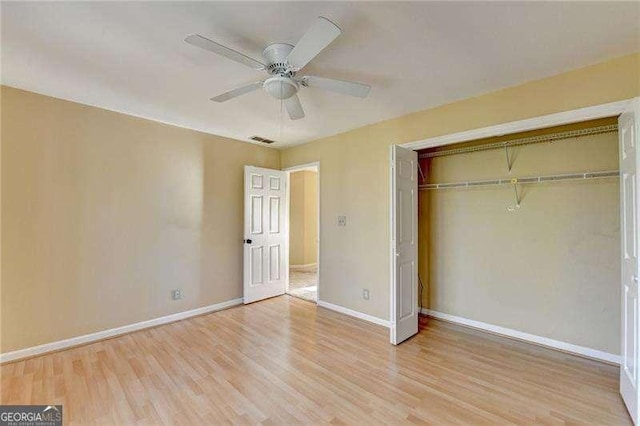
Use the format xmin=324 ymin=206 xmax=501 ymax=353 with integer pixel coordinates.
xmin=263 ymin=43 xmax=295 ymax=76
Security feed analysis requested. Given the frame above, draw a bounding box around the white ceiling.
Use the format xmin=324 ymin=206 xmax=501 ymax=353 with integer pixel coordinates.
xmin=2 ymin=2 xmax=639 ymax=148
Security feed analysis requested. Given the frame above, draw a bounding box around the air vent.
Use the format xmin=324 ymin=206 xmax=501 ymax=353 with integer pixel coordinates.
xmin=249 ymin=136 xmax=276 ymax=144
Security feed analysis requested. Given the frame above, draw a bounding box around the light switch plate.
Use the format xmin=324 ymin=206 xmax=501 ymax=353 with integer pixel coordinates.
xmin=338 ymin=216 xmax=347 ymax=226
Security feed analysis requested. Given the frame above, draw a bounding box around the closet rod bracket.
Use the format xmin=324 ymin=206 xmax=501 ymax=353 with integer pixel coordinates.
xmin=507 ymin=178 xmax=521 ymax=212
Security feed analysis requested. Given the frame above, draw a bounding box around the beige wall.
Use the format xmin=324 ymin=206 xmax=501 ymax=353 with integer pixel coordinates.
xmin=0 ymin=86 xmax=279 ymax=353
xmin=289 ymin=170 xmax=318 ymax=266
xmin=423 ymin=130 xmax=619 ymax=354
xmin=280 ymin=53 xmax=640 ymax=321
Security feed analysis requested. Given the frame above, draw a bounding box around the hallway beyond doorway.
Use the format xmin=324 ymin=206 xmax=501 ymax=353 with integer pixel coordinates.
xmin=288 ymin=266 xmax=317 ymax=302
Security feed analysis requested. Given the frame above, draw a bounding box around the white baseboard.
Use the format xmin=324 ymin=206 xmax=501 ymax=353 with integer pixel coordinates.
xmin=1 ymin=298 xmax=244 ymax=364
xmin=318 ymin=300 xmax=390 ymax=328
xmin=289 ymin=263 xmax=317 ymax=272
xmin=422 ymin=309 xmax=619 ymax=365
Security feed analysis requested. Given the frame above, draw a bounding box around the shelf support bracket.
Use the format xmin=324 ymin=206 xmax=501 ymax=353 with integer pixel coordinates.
xmin=417 ymin=162 xmax=426 ymax=184
xmin=504 ymin=144 xmax=513 ymax=174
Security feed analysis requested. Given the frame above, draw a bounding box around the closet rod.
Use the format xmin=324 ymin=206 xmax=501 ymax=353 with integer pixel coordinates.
xmin=419 ymin=170 xmax=619 ymax=190
xmin=419 ymin=124 xmax=617 ymax=159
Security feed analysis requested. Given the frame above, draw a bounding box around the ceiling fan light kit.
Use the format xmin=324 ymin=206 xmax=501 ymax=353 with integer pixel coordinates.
xmin=264 ymin=76 xmax=299 ymax=100
xmin=185 ymin=16 xmax=371 ymax=121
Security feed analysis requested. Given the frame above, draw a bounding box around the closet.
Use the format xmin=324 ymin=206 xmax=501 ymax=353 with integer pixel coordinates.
xmin=416 ymin=117 xmax=620 ymax=357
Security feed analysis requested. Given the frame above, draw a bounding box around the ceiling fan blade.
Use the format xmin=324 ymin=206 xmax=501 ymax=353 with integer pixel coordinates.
xmin=284 ymin=95 xmax=305 ymax=120
xmin=286 ymin=17 xmax=341 ymax=71
xmin=303 ymin=76 xmax=371 ymax=98
xmin=210 ymin=81 xmax=264 ymax=102
xmin=185 ymin=34 xmax=265 ymax=71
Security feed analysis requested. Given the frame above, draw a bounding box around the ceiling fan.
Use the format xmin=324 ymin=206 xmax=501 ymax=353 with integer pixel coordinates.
xmin=185 ymin=17 xmax=371 ymax=120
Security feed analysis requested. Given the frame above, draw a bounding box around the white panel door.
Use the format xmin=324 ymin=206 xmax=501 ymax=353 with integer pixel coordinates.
xmin=620 ymin=99 xmax=640 ymax=424
xmin=244 ymin=166 xmax=287 ymax=304
xmin=390 ymin=145 xmax=419 ymax=344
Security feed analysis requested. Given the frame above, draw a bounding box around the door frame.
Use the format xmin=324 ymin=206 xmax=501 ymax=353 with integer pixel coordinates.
xmin=390 ymin=97 xmax=636 ymax=345
xmin=283 ymin=161 xmax=321 ymax=303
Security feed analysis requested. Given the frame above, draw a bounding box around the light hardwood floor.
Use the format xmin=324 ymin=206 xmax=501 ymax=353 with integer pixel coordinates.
xmin=1 ymin=296 xmax=631 ymax=425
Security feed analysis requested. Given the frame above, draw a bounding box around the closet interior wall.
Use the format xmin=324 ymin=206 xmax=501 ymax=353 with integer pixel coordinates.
xmin=418 ymin=117 xmax=621 ymax=355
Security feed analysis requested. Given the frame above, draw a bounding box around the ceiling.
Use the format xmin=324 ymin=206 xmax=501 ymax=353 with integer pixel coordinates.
xmin=2 ymin=2 xmax=639 ymax=148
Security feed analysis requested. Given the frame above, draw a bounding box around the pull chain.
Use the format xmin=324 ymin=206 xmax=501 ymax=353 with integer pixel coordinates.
xmin=279 ymin=81 xmax=284 ymax=141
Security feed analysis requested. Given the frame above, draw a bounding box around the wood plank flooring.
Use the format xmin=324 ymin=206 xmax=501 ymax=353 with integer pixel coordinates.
xmin=1 ymin=296 xmax=631 ymax=424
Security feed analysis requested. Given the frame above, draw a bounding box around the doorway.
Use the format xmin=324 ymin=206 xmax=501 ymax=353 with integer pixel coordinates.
xmin=285 ymin=163 xmax=319 ymax=303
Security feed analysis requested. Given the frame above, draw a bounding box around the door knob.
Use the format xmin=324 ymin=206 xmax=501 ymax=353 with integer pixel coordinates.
xmin=634 ymin=275 xmax=639 ymax=283
xmin=244 ymin=239 xmax=252 ymax=244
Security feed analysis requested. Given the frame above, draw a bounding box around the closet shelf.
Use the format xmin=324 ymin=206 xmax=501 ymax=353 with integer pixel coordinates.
xmin=419 ymin=170 xmax=619 ymax=190
xmin=419 ymin=124 xmax=618 ymax=159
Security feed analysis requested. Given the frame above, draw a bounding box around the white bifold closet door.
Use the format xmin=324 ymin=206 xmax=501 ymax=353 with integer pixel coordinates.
xmin=620 ymin=99 xmax=640 ymax=424
xmin=390 ymin=145 xmax=419 ymax=344
xmin=243 ymin=166 xmax=287 ymax=304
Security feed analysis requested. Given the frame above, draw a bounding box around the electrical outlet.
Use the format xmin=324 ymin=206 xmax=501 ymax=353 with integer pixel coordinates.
xmin=338 ymin=216 xmax=347 ymax=226
xmin=363 ymin=289 xmax=370 ymax=300
xmin=172 ymin=289 xmax=183 ymax=300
